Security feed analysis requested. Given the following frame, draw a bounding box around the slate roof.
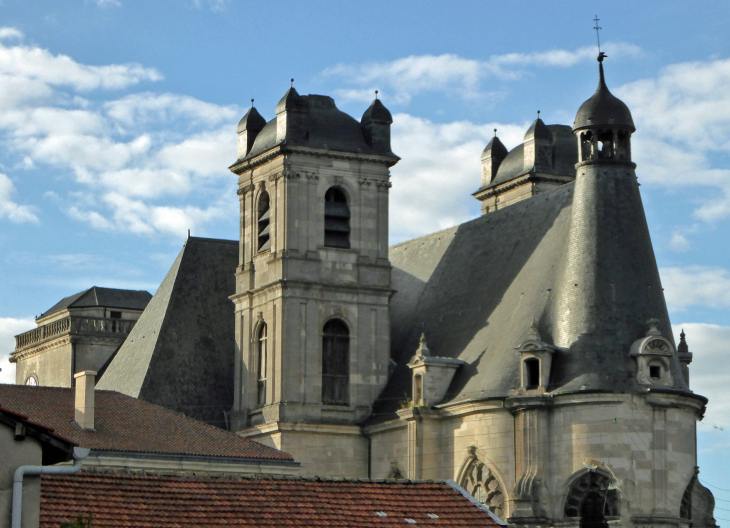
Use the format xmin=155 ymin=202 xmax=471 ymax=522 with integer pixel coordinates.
xmin=40 ymin=287 xmax=152 ymax=319
xmin=241 ymin=93 xmax=398 ymax=162
xmin=381 ymin=178 xmax=686 ymax=418
xmin=0 ymin=385 xmax=292 ymax=461
xmin=574 ymin=61 xmax=635 ymax=132
xmin=97 ymin=237 xmax=237 ymax=429
xmin=40 ymin=472 xmax=506 ymax=528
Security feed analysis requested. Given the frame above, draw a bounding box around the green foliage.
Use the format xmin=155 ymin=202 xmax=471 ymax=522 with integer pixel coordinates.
xmin=60 ymin=513 xmax=92 ymax=528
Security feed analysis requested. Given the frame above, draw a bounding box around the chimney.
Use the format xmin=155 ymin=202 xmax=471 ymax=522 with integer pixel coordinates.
xmin=74 ymin=370 xmax=96 ymax=430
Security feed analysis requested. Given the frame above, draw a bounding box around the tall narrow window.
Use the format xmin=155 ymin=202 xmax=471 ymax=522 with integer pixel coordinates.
xmin=257 ymin=191 xmax=271 ymax=252
xmin=322 ymin=319 xmax=349 ymax=405
xmin=525 ymin=358 xmax=540 ymax=389
xmin=257 ymin=323 xmax=268 ymax=406
xmin=324 ymin=187 xmax=350 ymax=249
xmin=414 ymin=374 xmax=423 ymax=405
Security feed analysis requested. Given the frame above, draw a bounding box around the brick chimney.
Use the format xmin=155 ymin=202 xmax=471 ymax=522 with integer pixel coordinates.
xmin=74 ymin=370 xmax=96 ymax=430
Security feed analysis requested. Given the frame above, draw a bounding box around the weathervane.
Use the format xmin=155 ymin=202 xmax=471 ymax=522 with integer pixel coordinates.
xmin=593 ymin=15 xmax=607 ymax=62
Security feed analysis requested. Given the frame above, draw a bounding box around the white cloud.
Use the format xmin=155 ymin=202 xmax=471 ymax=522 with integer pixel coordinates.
xmin=0 ymin=173 xmax=38 ymax=224
xmin=104 ymin=92 xmax=238 ymax=127
xmin=0 ymin=42 xmax=162 ymax=97
xmin=325 ymin=43 xmax=642 ymax=105
xmin=669 ymin=232 xmax=691 ymax=252
xmin=618 ymin=57 xmax=730 ymax=221
xmin=0 ymin=317 xmax=33 ymax=384
xmin=671 ymin=323 xmax=730 ymax=429
xmin=661 ymin=266 xmax=730 ymax=311
xmin=389 ymin=113 xmax=526 ymax=242
xmin=91 ymin=0 xmax=122 ymax=7
xmin=0 ymin=28 xmax=24 ymax=41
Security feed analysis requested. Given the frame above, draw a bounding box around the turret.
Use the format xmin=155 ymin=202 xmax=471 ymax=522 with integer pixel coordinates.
xmin=551 ymin=54 xmax=683 ymax=392
xmin=236 ymin=103 xmax=266 ymax=159
xmin=480 ymin=133 xmax=508 ymax=187
xmin=522 ymin=116 xmax=552 ymax=173
xmin=361 ymin=96 xmax=394 ymax=155
xmin=275 ymin=84 xmax=308 ymax=143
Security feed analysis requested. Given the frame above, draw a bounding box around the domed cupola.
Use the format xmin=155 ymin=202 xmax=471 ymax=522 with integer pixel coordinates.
xmin=573 ymin=53 xmax=634 ymax=164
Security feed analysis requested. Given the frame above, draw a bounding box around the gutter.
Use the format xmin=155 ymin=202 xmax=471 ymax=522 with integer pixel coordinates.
xmin=12 ymin=447 xmax=90 ymax=528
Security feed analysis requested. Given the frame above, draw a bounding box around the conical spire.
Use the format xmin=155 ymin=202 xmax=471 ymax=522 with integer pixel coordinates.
xmin=550 ymin=60 xmax=674 ymax=393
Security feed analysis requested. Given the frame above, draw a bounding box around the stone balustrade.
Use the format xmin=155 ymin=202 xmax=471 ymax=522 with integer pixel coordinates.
xmin=14 ymin=316 xmax=135 ymax=351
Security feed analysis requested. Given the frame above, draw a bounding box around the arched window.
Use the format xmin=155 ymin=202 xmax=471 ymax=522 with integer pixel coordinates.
xmin=580 ymin=131 xmax=594 ymax=161
xmin=324 ymin=187 xmax=350 ymax=249
xmin=322 ymin=319 xmax=349 ymax=405
xmin=564 ymin=471 xmax=619 ymax=520
xmin=257 ymin=191 xmax=271 ymax=252
xmin=25 ymin=375 xmax=38 ymax=386
xmin=597 ymin=130 xmax=613 ymax=159
xmin=257 ymin=323 xmax=268 ymax=406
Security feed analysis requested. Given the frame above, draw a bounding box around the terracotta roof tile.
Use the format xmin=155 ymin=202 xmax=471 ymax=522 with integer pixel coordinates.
xmin=40 ymin=473 xmax=504 ymax=528
xmin=0 ymin=385 xmax=292 ymax=461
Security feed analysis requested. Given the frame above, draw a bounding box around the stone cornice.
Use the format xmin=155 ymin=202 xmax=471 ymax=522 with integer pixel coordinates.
xmin=229 ymin=145 xmax=399 ymax=175
xmin=473 ymin=173 xmax=573 ymax=201
xmin=10 ymin=335 xmax=71 ymax=362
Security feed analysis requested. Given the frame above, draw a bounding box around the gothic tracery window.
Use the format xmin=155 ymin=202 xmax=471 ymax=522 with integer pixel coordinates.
xmin=324 ymin=187 xmax=350 ymax=249
xmin=322 ymin=318 xmax=349 ymax=405
xmin=564 ymin=471 xmax=619 ymax=519
xmin=460 ymin=457 xmax=504 ymax=518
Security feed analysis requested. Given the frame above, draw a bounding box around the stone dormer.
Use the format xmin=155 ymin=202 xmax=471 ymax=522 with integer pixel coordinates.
xmin=630 ymin=319 xmax=676 ymax=388
xmin=407 ymin=334 xmax=464 ymax=406
xmin=512 ymin=321 xmax=556 ymax=395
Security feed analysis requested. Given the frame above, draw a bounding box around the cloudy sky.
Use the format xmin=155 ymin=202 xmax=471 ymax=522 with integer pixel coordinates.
xmin=1 ymin=0 xmax=730 ymax=505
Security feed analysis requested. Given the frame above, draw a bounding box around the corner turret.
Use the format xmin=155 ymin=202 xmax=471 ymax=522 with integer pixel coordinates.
xmin=480 ymin=133 xmax=508 ymax=187
xmin=361 ymin=96 xmax=394 ymax=155
xmin=236 ymin=104 xmax=266 ymax=159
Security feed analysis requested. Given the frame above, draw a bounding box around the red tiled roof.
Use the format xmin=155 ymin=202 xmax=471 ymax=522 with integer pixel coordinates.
xmin=0 ymin=404 xmax=77 ymax=447
xmin=40 ymin=472 xmax=504 ymax=528
xmin=0 ymin=385 xmax=292 ymax=461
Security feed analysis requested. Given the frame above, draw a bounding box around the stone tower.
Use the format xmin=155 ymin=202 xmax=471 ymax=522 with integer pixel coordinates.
xmin=228 ymin=87 xmax=399 ymax=476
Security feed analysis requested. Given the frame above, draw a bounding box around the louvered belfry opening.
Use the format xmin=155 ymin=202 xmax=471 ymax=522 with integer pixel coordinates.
xmin=257 ymin=323 xmax=268 ymax=407
xmin=324 ymin=187 xmax=350 ymax=249
xmin=257 ymin=191 xmax=271 ymax=252
xmin=322 ymin=319 xmax=349 ymax=405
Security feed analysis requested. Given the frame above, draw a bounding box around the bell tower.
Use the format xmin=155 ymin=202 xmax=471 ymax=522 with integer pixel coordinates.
xmin=228 ymin=87 xmax=399 ymax=477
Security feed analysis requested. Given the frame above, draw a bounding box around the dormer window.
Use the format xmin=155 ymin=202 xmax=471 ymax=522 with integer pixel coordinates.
xmin=324 ymin=187 xmax=350 ymax=249
xmin=257 ymin=191 xmax=271 ymax=252
xmin=649 ymin=364 xmax=661 ymax=380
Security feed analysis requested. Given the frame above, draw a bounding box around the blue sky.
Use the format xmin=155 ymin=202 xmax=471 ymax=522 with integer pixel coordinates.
xmin=2 ymin=0 xmax=730 ymax=508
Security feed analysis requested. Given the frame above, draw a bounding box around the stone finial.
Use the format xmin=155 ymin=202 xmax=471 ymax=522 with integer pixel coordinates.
xmin=416 ymin=333 xmax=430 ymax=357
xmin=646 ymin=318 xmax=661 ymax=336
xmin=678 ymin=329 xmax=688 ymax=353
xmin=527 ymin=318 xmax=541 ymax=341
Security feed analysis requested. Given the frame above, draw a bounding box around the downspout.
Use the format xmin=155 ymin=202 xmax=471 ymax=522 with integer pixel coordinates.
xmin=12 ymin=447 xmax=90 ymax=528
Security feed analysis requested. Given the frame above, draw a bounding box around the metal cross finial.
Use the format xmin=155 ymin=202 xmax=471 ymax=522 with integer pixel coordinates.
xmin=375 ymin=90 xmax=379 ymax=99
xmin=593 ymin=15 xmax=602 ymax=54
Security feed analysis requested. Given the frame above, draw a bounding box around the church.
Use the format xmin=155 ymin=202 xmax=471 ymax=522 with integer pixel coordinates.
xmin=10 ymin=54 xmax=717 ymax=528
